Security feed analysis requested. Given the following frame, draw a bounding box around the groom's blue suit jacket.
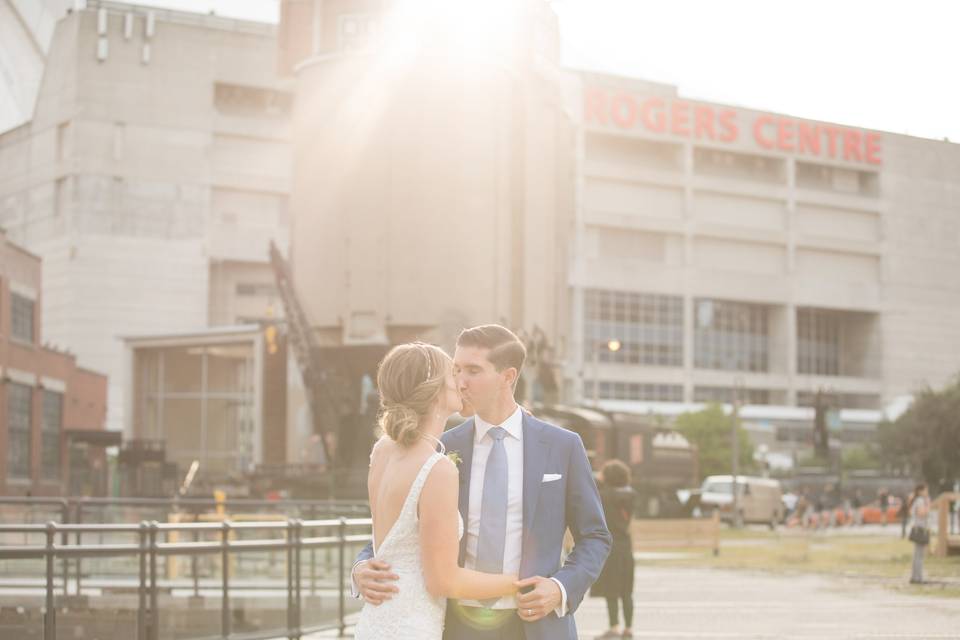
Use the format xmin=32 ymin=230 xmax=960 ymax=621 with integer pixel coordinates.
xmin=356 ymin=412 xmax=612 ymax=640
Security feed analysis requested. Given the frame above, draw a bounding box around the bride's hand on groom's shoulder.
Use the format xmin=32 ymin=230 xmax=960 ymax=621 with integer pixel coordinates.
xmin=354 ymin=558 xmax=399 ymax=605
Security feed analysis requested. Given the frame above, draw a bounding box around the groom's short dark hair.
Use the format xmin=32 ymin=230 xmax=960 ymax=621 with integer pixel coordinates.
xmin=457 ymin=324 xmax=526 ymax=373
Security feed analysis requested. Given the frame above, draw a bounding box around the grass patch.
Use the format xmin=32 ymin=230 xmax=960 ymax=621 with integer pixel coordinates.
xmin=641 ymin=532 xmax=960 ymax=595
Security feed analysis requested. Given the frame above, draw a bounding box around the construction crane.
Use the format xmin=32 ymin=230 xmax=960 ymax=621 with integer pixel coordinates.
xmin=268 ymin=241 xmax=335 ymax=466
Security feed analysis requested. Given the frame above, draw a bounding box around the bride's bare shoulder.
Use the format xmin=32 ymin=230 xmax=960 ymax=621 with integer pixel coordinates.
xmin=368 ymin=436 xmax=397 ymax=476
xmin=422 ymin=455 xmax=458 ymax=492
xmin=370 ymin=435 xmax=394 ymax=458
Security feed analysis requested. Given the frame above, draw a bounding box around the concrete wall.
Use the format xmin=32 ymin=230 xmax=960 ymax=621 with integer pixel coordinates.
xmin=289 ymin=0 xmax=570 ymax=351
xmin=0 ymin=3 xmax=293 ymax=431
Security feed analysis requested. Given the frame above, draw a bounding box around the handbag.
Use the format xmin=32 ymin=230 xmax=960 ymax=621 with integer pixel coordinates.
xmin=909 ymin=525 xmax=930 ymax=545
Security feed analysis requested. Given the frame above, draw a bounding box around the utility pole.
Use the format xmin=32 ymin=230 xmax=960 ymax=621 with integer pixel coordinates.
xmin=731 ymin=377 xmax=743 ymax=528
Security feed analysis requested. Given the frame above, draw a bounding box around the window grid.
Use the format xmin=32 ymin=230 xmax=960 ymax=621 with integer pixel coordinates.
xmin=41 ymin=391 xmax=62 ymax=480
xmin=584 ymin=381 xmax=683 ymax=402
xmin=7 ymin=383 xmax=32 ymax=480
xmin=797 ymin=392 xmax=880 ymax=410
xmin=11 ymin=294 xmax=35 ymax=344
xmin=693 ymin=386 xmax=771 ymax=405
xmin=694 ymin=299 xmax=769 ymax=372
xmin=797 ymin=308 xmax=840 ymax=375
xmin=338 ymin=13 xmax=379 ymax=51
xmin=584 ymin=289 xmax=683 ymax=367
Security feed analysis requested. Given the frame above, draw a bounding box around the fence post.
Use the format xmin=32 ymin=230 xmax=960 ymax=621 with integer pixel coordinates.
xmin=138 ymin=522 xmax=148 ymax=640
xmin=712 ymin=509 xmax=721 ymax=556
xmin=149 ymin=521 xmax=160 ymax=640
xmin=309 ymin=504 xmax=317 ymax=596
xmin=286 ymin=519 xmax=294 ymax=638
xmin=75 ymin=502 xmax=83 ymax=596
xmin=221 ymin=520 xmax=231 ymax=639
xmin=44 ymin=521 xmax=57 ymax=640
xmin=294 ymin=519 xmax=302 ymax=639
xmin=338 ymin=517 xmax=346 ymax=638
xmin=192 ymin=509 xmax=200 ymax=598
xmin=59 ymin=500 xmax=69 ymax=595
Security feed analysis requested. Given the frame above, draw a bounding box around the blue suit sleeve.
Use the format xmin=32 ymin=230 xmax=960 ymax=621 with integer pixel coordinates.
xmin=350 ymin=541 xmax=375 ymax=598
xmin=356 ymin=540 xmax=374 ymax=564
xmin=551 ymin=434 xmax=612 ymax=615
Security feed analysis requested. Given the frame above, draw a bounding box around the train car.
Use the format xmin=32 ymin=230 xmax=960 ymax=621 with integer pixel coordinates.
xmin=530 ymin=405 xmax=698 ymax=518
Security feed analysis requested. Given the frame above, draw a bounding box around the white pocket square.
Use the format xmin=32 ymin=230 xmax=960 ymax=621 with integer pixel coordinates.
xmin=542 ymin=473 xmax=562 ymax=483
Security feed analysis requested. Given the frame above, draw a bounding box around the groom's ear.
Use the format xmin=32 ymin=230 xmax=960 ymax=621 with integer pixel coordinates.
xmin=502 ymin=366 xmax=519 ymax=389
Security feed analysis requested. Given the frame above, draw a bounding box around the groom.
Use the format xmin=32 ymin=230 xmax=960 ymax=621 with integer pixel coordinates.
xmin=353 ymin=324 xmax=612 ymax=639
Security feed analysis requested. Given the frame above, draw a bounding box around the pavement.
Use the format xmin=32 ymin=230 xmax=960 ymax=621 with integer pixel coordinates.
xmin=306 ymin=564 xmax=960 ymax=639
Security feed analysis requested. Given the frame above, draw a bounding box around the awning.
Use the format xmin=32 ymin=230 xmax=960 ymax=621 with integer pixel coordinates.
xmin=66 ymin=430 xmax=122 ymax=447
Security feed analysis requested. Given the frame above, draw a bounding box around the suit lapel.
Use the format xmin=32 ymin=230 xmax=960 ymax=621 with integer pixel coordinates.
xmin=521 ymin=413 xmax=551 ymax=567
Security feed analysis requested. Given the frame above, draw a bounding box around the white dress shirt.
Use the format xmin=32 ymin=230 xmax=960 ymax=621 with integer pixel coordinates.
xmin=462 ymin=406 xmax=567 ymax=616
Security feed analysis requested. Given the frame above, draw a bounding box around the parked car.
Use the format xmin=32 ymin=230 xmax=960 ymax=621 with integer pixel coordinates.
xmin=697 ymin=475 xmax=784 ymax=528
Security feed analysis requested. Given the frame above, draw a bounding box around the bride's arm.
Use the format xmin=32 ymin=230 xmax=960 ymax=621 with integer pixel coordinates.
xmin=419 ymin=458 xmax=517 ymax=600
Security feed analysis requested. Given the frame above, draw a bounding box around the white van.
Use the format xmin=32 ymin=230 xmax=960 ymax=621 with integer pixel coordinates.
xmin=699 ymin=475 xmax=784 ymax=528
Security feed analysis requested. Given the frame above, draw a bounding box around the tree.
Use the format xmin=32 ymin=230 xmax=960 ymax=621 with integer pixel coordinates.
xmin=878 ymin=375 xmax=960 ymax=494
xmin=841 ymin=445 xmax=881 ymax=472
xmin=674 ymin=404 xmax=754 ymax=480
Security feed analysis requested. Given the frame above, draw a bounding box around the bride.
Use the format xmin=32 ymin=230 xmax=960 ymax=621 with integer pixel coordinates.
xmin=354 ymin=342 xmax=518 ymax=639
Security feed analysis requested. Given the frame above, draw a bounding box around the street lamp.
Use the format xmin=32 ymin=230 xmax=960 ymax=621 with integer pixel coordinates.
xmin=591 ymin=338 xmax=621 ymax=407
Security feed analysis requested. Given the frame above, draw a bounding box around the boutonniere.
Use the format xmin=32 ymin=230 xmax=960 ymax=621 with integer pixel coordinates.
xmin=446 ymin=450 xmax=463 ymax=468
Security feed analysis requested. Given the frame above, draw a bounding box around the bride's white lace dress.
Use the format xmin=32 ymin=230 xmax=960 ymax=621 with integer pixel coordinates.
xmin=354 ymin=452 xmax=464 ymax=639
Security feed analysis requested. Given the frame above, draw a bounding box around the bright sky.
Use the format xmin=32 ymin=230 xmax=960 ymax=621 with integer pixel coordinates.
xmin=18 ymin=0 xmax=960 ymax=141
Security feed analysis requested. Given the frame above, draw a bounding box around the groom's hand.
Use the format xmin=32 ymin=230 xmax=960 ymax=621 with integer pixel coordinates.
xmin=515 ymin=576 xmax=561 ymax=622
xmin=354 ymin=559 xmax=399 ymax=605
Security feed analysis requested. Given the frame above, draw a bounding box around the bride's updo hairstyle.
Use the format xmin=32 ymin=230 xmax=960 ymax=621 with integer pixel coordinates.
xmin=377 ymin=342 xmax=451 ymax=447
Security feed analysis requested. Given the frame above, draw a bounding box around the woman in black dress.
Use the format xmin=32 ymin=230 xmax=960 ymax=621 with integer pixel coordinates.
xmin=591 ymin=459 xmax=635 ymax=638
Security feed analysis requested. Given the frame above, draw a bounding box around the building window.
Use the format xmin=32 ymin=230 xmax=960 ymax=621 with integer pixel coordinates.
xmin=11 ymin=294 xmax=35 ymax=344
xmin=56 ymin=121 xmax=70 ymax=161
xmin=236 ymin=283 xmax=278 ymax=297
xmin=584 ymin=380 xmax=683 ymax=402
xmin=213 ymin=84 xmax=292 ymax=118
xmin=797 ymin=308 xmax=840 ymax=376
xmin=41 ymin=391 xmax=63 ymax=480
xmin=694 ymin=299 xmax=769 ymax=372
xmin=694 ymin=386 xmax=771 ymax=405
xmin=337 ymin=13 xmax=379 ymax=51
xmin=797 ymin=391 xmax=880 ymax=410
xmin=584 ymin=289 xmax=683 ymax=367
xmin=7 ymin=383 xmax=32 ymax=480
xmin=796 ymin=161 xmax=879 ymax=197
xmin=693 ymin=148 xmax=785 ymax=184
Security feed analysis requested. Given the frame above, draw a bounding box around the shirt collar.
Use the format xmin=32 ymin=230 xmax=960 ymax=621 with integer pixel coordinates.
xmin=474 ymin=405 xmax=523 ymax=443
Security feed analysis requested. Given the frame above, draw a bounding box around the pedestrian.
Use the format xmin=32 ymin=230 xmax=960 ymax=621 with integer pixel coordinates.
xmin=796 ymin=491 xmax=810 ymax=528
xmin=591 ymin=459 xmax=635 ymax=638
xmin=814 ymin=493 xmax=825 ymax=530
xmin=908 ymin=483 xmax=931 ymax=584
xmin=852 ymin=490 xmax=863 ymax=526
xmin=898 ymin=493 xmax=910 ymax=538
xmin=879 ymin=489 xmax=890 ymax=526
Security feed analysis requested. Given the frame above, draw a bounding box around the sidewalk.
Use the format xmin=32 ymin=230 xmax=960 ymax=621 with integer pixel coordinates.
xmin=306 ymin=564 xmax=960 ymax=639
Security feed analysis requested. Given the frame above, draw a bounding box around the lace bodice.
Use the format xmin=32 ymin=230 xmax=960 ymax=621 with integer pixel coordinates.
xmin=355 ymin=452 xmax=463 ymax=639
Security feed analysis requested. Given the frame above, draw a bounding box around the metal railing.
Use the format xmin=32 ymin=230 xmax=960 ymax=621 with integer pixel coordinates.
xmin=0 ymin=496 xmax=371 ymax=523
xmin=0 ymin=517 xmax=373 ymax=640
xmin=0 ymin=495 xmax=371 ymax=608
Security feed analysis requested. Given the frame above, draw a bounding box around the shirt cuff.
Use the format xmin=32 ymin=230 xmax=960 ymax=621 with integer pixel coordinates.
xmin=350 ymin=560 xmax=364 ymax=598
xmin=549 ymin=577 xmax=568 ymax=617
